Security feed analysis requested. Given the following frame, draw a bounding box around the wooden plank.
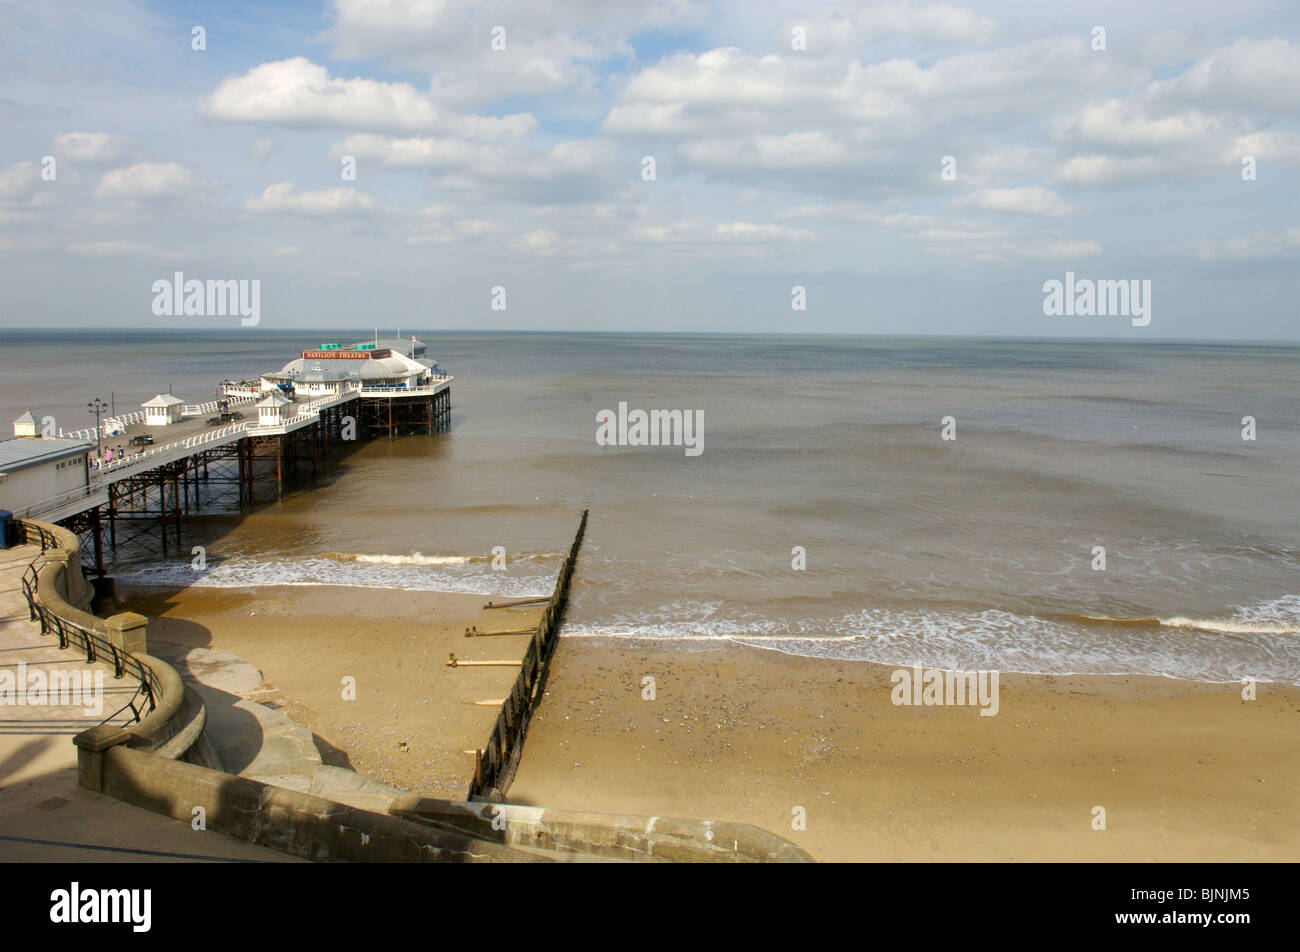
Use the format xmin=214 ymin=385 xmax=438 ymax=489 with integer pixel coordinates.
xmin=446 ymin=657 xmax=521 ymax=667
xmin=483 ymin=596 xmax=549 ymax=609
xmin=464 ymin=626 xmax=536 ymax=637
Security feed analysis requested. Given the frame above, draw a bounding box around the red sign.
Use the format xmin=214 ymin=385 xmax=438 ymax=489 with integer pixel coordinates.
xmin=300 ymin=349 xmax=391 ymax=360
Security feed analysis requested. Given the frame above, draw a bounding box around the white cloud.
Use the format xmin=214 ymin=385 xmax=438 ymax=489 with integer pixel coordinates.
xmin=951 ymin=186 xmax=1077 ymax=217
xmin=245 ymin=182 xmax=376 ymax=216
xmin=406 ymin=213 xmax=505 ymax=244
xmin=66 ymin=240 xmax=157 ymax=257
xmin=1147 ymin=38 xmax=1300 ymax=115
xmin=0 ymin=161 xmax=41 ymax=201
xmin=332 ymin=133 xmax=617 ymax=201
xmin=94 ymin=162 xmax=193 ymax=200
xmin=53 ymin=132 xmax=132 ymax=163
xmin=205 ymin=57 xmax=437 ymax=130
xmin=1058 ymin=100 xmax=1234 ymax=151
xmin=324 ymin=0 xmax=700 ymax=103
xmin=204 ymin=57 xmax=536 ymax=137
xmin=1197 ymin=227 xmax=1300 ymax=261
xmin=778 ymin=3 xmax=999 ymax=51
xmin=632 ymin=220 xmax=815 ymax=243
xmin=512 ymin=229 xmax=564 ymax=255
xmin=778 ymin=200 xmax=1099 ymax=262
xmin=605 ymin=38 xmax=1135 ymax=141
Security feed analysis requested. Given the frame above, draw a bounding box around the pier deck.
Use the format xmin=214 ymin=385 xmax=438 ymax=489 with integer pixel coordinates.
xmin=15 ymin=378 xmax=453 ymax=527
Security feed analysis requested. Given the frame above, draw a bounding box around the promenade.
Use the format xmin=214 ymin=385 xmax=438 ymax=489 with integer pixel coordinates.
xmin=0 ymin=543 xmax=297 ymax=863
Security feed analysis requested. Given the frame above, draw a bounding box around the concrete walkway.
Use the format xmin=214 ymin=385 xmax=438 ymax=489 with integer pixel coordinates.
xmin=0 ymin=544 xmax=299 ymax=863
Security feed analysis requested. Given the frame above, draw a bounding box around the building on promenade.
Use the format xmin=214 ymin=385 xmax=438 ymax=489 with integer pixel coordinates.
xmin=0 ymin=412 xmax=92 ymax=515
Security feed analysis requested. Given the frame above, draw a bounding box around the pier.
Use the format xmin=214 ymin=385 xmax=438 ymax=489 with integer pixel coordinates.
xmin=6 ymin=339 xmax=453 ymax=578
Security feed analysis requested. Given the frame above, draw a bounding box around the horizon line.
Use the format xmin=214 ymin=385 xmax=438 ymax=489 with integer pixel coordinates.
xmin=0 ymin=327 xmax=1296 ymax=346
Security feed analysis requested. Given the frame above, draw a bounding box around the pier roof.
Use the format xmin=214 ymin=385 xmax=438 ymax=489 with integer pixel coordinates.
xmin=271 ymin=354 xmax=424 ymax=380
xmin=299 ymin=366 xmax=346 ymax=383
xmin=142 ymin=393 xmax=184 ymax=408
xmin=0 ymin=436 xmax=93 ymax=474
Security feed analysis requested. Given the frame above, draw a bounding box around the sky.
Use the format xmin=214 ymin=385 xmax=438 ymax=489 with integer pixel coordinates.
xmin=0 ymin=0 xmax=1296 ymax=339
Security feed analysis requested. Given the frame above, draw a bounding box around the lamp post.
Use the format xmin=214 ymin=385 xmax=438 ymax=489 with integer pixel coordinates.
xmin=87 ymin=397 xmax=107 ymax=460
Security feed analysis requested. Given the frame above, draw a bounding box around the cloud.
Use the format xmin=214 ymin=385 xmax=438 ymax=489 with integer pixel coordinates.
xmin=951 ymin=186 xmax=1077 ymax=217
xmin=245 ymin=182 xmax=376 ymax=216
xmin=1057 ymin=100 xmax=1234 ymax=151
xmin=778 ymin=201 xmax=1099 ymax=262
xmin=0 ymin=161 xmax=42 ymax=201
xmin=406 ymin=207 xmax=506 ymax=244
xmin=632 ymin=220 xmax=816 ymax=243
xmin=605 ymin=38 xmax=1133 ymax=141
xmin=1197 ymin=227 xmax=1300 ymax=261
xmin=323 ymin=0 xmax=701 ymax=103
xmin=778 ymin=3 xmax=999 ymax=51
xmin=94 ymin=162 xmax=193 ymax=200
xmin=52 ymin=131 xmax=132 ymax=163
xmin=205 ymin=57 xmax=437 ymax=131
xmin=204 ymin=57 xmax=535 ymax=137
xmin=1055 ymin=154 xmax=1171 ymax=187
xmin=512 ymin=229 xmax=564 ymax=255
xmin=66 ymin=240 xmax=156 ymax=257
xmin=1147 ymin=38 xmax=1300 ymax=115
xmin=331 ymin=133 xmax=617 ymax=201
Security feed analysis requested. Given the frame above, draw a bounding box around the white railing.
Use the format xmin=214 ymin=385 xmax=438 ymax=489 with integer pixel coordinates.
xmin=247 ymin=392 xmax=350 ymax=432
xmin=359 ymin=375 xmax=452 ymax=396
xmin=12 ymin=484 xmax=105 ymax=520
xmin=59 ymin=410 xmax=146 ymax=441
xmin=89 ymin=422 xmax=251 ymax=478
xmin=181 ymin=392 xmax=257 ymax=418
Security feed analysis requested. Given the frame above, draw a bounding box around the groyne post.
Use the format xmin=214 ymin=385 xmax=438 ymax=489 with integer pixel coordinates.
xmin=466 ymin=509 xmax=588 ymax=800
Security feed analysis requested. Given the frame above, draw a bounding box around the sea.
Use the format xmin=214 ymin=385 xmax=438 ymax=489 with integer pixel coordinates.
xmin=2 ymin=329 xmax=1297 ymax=685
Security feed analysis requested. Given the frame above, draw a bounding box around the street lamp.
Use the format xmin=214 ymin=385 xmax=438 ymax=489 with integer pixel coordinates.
xmin=87 ymin=397 xmax=106 ymax=460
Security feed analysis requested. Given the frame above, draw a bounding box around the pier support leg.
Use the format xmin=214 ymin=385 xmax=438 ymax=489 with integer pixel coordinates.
xmin=92 ymin=507 xmax=104 ymax=577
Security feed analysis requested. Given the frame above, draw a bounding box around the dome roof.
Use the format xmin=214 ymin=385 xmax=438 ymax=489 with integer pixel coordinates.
xmin=358 ymin=357 xmax=413 ymax=378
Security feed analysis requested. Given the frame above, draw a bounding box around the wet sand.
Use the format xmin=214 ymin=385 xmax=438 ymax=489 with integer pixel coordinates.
xmin=121 ymin=584 xmax=1300 ymax=862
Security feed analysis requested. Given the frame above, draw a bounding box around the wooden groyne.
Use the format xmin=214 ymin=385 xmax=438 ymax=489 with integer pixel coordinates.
xmin=467 ymin=509 xmax=588 ymax=800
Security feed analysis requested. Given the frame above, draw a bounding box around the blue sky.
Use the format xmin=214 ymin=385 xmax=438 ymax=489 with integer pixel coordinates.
xmin=0 ymin=0 xmax=1296 ymax=338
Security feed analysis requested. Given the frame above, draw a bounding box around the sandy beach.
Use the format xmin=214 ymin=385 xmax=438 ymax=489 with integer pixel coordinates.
xmin=123 ymin=582 xmax=1298 ymax=862
xmin=510 ymin=640 xmax=1300 ymax=862
xmin=124 ymin=583 xmax=545 ymax=799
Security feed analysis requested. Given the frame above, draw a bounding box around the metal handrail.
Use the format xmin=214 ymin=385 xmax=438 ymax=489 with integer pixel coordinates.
xmin=13 ymin=484 xmax=103 ymax=521
xmin=17 ymin=541 xmax=158 ymax=727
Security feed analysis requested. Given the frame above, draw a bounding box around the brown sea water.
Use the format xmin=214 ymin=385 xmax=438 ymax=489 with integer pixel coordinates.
xmin=3 ymin=330 xmax=1297 ymax=684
